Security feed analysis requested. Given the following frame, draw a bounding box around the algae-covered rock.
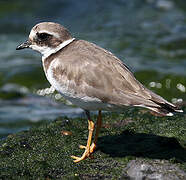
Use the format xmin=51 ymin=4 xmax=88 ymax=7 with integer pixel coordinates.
xmin=0 ymin=106 xmax=185 ymax=179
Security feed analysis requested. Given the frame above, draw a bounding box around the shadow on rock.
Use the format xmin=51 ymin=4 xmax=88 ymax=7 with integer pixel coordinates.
xmin=98 ymin=130 xmax=186 ymax=162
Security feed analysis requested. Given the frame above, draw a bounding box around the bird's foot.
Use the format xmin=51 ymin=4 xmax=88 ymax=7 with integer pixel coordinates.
xmin=71 ymin=143 xmax=96 ymax=163
xmin=79 ymin=143 xmax=96 ymax=153
xmin=71 ymin=146 xmax=92 ymax=163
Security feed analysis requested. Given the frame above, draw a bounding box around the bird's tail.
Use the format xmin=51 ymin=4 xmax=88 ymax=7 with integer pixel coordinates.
xmin=146 ymin=101 xmax=183 ymax=116
xmin=146 ymin=91 xmax=183 ymax=116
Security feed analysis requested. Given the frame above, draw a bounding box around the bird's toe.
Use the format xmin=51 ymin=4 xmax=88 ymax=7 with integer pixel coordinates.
xmin=79 ymin=145 xmax=86 ymax=149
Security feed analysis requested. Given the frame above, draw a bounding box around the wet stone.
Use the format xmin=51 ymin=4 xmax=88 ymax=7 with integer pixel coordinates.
xmin=122 ymin=159 xmax=186 ymax=180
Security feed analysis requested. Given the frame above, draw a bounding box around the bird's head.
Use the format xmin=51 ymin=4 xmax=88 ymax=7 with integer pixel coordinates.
xmin=16 ymin=22 xmax=73 ymax=56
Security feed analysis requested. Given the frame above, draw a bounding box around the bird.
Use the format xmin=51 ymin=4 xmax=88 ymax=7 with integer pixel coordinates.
xmin=16 ymin=22 xmax=183 ymax=163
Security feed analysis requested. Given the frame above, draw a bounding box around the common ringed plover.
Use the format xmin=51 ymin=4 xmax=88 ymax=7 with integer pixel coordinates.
xmin=16 ymin=22 xmax=183 ymax=163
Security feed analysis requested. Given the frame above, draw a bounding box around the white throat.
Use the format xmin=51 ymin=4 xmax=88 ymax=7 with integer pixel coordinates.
xmin=32 ymin=38 xmax=75 ymax=60
xmin=43 ymin=38 xmax=75 ymax=59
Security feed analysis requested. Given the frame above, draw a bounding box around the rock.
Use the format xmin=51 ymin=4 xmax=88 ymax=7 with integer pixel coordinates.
xmin=122 ymin=159 xmax=186 ymax=180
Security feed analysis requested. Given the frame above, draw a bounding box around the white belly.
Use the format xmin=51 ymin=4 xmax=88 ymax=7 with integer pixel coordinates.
xmin=44 ymin=60 xmax=116 ymax=111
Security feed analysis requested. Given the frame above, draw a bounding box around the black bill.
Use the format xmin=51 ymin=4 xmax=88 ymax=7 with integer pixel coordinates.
xmin=16 ymin=40 xmax=31 ymax=50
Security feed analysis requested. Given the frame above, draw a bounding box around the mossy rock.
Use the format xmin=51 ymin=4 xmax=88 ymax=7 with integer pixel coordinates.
xmin=0 ymin=106 xmax=185 ymax=179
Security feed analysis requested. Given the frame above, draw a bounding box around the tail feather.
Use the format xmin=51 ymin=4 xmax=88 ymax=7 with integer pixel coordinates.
xmin=145 ymin=106 xmax=174 ymax=116
xmin=148 ymin=101 xmax=182 ymax=116
xmin=147 ymin=91 xmax=183 ymax=116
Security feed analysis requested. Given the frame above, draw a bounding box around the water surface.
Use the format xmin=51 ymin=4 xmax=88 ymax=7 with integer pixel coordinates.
xmin=0 ymin=0 xmax=185 ymax=138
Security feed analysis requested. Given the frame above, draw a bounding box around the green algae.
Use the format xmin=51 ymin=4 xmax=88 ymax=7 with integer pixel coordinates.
xmin=6 ymin=66 xmax=47 ymax=90
xmin=0 ymin=90 xmax=24 ymax=100
xmin=0 ymin=106 xmax=185 ymax=179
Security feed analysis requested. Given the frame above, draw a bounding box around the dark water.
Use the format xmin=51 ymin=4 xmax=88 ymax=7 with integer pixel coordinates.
xmin=0 ymin=0 xmax=185 ymax=138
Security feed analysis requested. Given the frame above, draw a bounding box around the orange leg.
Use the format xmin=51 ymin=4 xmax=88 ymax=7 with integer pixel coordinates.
xmin=90 ymin=110 xmax=102 ymax=153
xmin=71 ymin=110 xmax=102 ymax=163
xmin=71 ymin=110 xmax=95 ymax=163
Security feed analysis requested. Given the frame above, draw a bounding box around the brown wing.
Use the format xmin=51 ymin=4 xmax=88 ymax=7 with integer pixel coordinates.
xmin=51 ymin=39 xmax=181 ymax=115
xmin=52 ymin=40 xmax=159 ymax=107
xmin=80 ymin=52 xmax=158 ymax=107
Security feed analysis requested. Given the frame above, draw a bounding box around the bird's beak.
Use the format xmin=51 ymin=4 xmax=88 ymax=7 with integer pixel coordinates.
xmin=16 ymin=40 xmax=31 ymax=50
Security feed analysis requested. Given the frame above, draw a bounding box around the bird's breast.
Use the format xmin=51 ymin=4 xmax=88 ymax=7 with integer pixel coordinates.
xmin=43 ymin=59 xmax=118 ymax=111
xmin=45 ymin=59 xmax=74 ymax=98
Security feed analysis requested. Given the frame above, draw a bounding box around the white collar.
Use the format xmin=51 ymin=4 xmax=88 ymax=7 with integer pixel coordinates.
xmin=42 ymin=38 xmax=75 ymax=59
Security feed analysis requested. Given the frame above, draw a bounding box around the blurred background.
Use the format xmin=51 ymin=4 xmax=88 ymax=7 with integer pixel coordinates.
xmin=0 ymin=0 xmax=185 ymax=138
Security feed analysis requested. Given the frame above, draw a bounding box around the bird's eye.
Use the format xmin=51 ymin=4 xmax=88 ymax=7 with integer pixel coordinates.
xmin=37 ymin=33 xmax=50 ymax=40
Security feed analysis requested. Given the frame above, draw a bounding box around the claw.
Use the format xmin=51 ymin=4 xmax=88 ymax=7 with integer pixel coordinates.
xmin=79 ymin=145 xmax=86 ymax=149
xmin=71 ymin=143 xmax=96 ymax=162
xmin=71 ymin=155 xmax=79 ymax=159
xmin=71 ymin=144 xmax=91 ymax=162
xmin=71 ymin=148 xmax=90 ymax=163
